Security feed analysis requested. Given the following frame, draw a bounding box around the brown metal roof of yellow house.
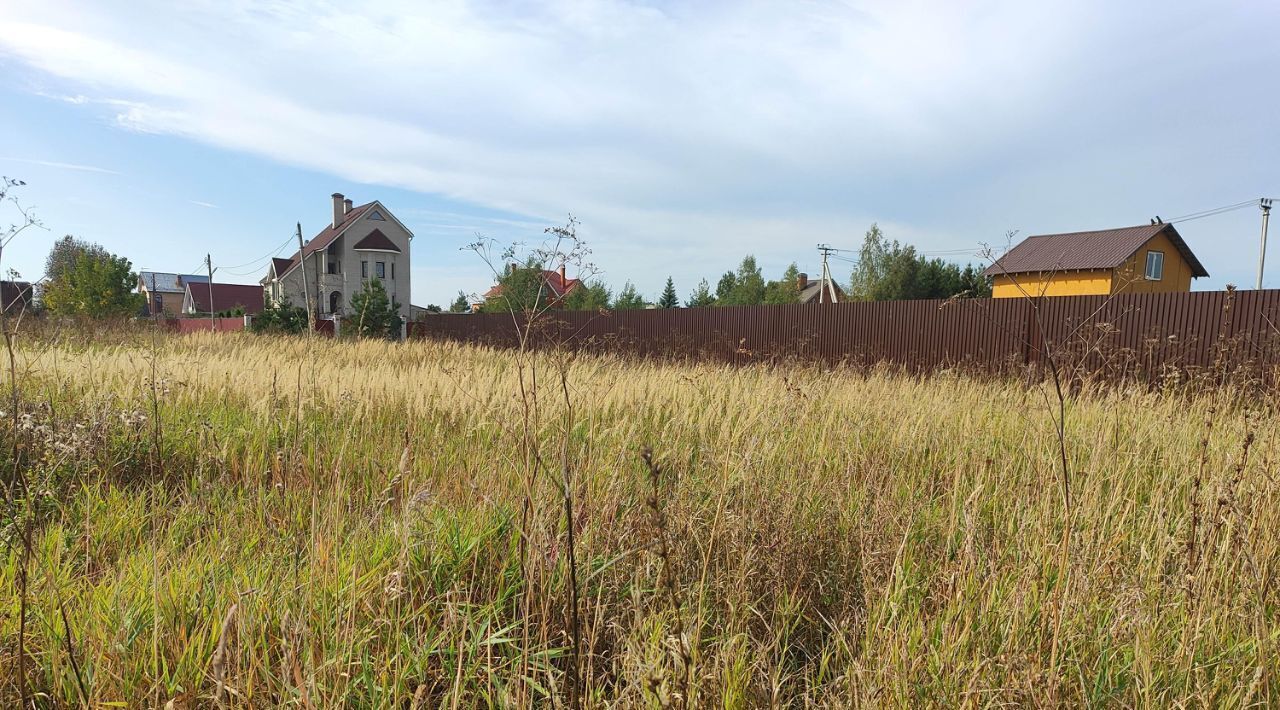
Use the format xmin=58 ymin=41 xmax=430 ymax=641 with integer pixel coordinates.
xmin=983 ymin=223 xmax=1208 ymax=278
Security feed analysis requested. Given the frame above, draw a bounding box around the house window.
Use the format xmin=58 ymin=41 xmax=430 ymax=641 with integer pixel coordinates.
xmin=376 ymin=261 xmax=385 ymax=278
xmin=369 ymin=210 xmax=385 ymax=221
xmin=1144 ymin=251 xmax=1164 ymax=281
xmin=329 ymin=290 xmax=342 ymax=314
xmin=361 ymin=261 xmax=368 ymax=278
xmin=154 ymin=294 xmax=163 ymax=312
xmin=390 ymin=262 xmax=395 ymax=280
xmin=327 ymin=259 xmax=339 ymax=275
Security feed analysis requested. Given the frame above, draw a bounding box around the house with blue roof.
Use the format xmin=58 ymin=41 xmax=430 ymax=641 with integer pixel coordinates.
xmin=137 ymin=271 xmax=207 ymax=317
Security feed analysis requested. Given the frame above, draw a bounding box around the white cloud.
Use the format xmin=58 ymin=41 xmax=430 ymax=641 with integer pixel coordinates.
xmin=1 ymin=0 xmax=1278 ymax=299
xmin=0 ymin=3 xmax=1081 ymax=205
xmin=0 ymin=156 xmax=120 ymax=175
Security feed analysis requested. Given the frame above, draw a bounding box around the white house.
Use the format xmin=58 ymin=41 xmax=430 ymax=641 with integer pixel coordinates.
xmin=262 ymin=193 xmax=413 ymax=320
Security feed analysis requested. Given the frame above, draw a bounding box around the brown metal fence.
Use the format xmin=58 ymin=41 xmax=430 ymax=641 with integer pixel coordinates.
xmin=408 ymin=289 xmax=1280 ymax=380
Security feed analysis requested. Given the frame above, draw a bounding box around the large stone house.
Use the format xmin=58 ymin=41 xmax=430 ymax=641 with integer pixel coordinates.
xmin=262 ymin=193 xmax=412 ymax=320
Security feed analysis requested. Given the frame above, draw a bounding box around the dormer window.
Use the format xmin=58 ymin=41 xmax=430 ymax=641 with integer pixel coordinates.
xmin=369 ymin=210 xmax=386 ymax=221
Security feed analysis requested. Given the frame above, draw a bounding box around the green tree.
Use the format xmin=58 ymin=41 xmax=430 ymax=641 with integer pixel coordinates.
xmin=686 ymin=278 xmax=715 ymax=308
xmin=849 ymin=223 xmax=896 ymax=301
xmin=44 ymin=235 xmax=98 ymax=285
xmin=764 ymin=262 xmax=802 ymax=304
xmin=562 ymin=279 xmax=612 ymax=311
xmin=41 ymin=240 xmax=142 ymax=318
xmin=348 ymin=277 xmax=402 ymax=339
xmin=719 ymin=256 xmax=766 ymax=305
xmin=958 ymin=264 xmax=992 ymax=298
xmin=480 ymin=262 xmax=551 ymax=314
xmin=612 ymin=281 xmax=647 ymax=310
xmin=449 ymin=290 xmax=470 ymax=313
xmin=850 ymin=223 xmax=989 ymax=301
xmin=657 ymin=276 xmax=679 ymax=308
xmin=877 ymin=245 xmax=922 ymax=300
xmin=251 ymin=298 xmax=308 ymax=334
xmin=715 ymin=271 xmax=737 ymax=302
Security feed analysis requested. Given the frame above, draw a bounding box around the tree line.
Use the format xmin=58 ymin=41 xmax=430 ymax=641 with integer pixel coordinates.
xmin=25 ymin=223 xmax=991 ymax=322
xmin=466 ymin=223 xmax=990 ymax=313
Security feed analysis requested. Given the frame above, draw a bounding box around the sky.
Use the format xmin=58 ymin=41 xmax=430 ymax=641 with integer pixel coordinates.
xmin=1 ymin=0 xmax=1278 ymax=307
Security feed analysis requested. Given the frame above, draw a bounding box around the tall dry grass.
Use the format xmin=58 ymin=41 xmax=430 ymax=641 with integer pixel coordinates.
xmin=0 ymin=331 xmax=1277 ymax=706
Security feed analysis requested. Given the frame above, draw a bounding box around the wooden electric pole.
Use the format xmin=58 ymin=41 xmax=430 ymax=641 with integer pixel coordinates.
xmin=296 ymin=222 xmax=314 ymax=333
xmin=206 ymin=253 xmax=215 ymax=332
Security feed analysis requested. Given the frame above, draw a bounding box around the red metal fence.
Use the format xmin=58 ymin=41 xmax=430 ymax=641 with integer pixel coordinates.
xmin=165 ymin=316 xmax=340 ymax=336
xmin=168 ymin=317 xmax=246 ymax=334
xmin=407 ymin=289 xmax=1280 ymax=380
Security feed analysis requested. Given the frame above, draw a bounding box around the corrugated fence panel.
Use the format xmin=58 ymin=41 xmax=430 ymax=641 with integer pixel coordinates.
xmin=409 ymin=289 xmax=1280 ymax=382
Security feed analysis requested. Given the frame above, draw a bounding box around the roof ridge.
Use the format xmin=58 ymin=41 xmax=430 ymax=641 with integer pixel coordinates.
xmin=984 ymin=222 xmax=1206 ymax=278
xmin=1030 ymin=223 xmax=1160 ymax=237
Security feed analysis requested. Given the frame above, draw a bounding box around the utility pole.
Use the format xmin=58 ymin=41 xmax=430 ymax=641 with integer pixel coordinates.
xmin=1259 ymin=198 xmax=1272 ymax=290
xmin=817 ymin=244 xmax=840 ymax=304
xmin=296 ymin=222 xmax=314 ymax=333
xmin=206 ymin=253 xmax=215 ymax=332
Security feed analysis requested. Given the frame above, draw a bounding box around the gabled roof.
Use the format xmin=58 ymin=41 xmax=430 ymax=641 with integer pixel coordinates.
xmin=186 ymin=282 xmax=265 ymax=315
xmin=983 ymin=223 xmax=1208 ymax=278
xmin=352 ymin=229 xmax=401 ymax=252
xmin=271 ymin=201 xmax=375 ymax=280
xmin=140 ymin=271 xmax=206 ymax=293
xmin=483 ymin=269 xmax=582 ymax=300
xmin=798 ymin=277 xmax=844 ymax=304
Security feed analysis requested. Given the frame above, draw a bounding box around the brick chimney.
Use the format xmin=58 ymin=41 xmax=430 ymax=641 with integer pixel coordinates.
xmin=331 ymin=193 xmax=344 ymax=228
xmin=343 ymin=197 xmax=353 ymax=215
xmin=797 ymin=272 xmax=809 ymax=290
xmin=558 ymin=264 xmax=567 ymax=285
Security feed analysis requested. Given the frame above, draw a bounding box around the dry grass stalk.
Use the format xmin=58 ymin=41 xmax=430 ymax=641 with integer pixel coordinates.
xmin=210 ymin=602 xmax=238 ymax=707
xmin=2 ymin=330 xmax=1278 ymax=705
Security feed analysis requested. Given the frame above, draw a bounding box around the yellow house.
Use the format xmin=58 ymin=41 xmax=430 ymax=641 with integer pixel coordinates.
xmin=985 ymin=223 xmax=1208 ymax=298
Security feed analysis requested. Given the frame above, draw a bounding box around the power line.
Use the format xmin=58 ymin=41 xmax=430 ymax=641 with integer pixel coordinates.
xmin=221 ymin=263 xmax=278 ymax=277
xmin=1165 ymin=198 xmax=1260 ymax=224
xmin=181 ymin=259 xmax=206 ymax=277
xmin=217 ymin=234 xmax=295 ymax=274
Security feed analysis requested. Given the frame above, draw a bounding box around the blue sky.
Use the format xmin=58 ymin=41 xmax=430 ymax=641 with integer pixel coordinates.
xmin=1 ymin=0 xmax=1278 ymax=306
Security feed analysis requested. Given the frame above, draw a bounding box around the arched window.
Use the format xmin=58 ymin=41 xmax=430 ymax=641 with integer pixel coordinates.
xmin=329 ymin=290 xmax=342 ymax=315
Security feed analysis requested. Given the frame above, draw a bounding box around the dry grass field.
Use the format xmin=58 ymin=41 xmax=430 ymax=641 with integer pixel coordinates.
xmin=1 ymin=330 xmax=1277 ymax=706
